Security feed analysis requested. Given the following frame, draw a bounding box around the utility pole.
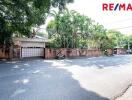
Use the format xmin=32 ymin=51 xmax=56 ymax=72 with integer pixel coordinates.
xmin=127 ymin=37 xmax=131 ymax=54
xmin=128 ymin=41 xmax=130 ymax=50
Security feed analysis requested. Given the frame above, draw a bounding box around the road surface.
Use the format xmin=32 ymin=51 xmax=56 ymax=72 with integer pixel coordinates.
xmin=0 ymin=55 xmax=132 ymax=100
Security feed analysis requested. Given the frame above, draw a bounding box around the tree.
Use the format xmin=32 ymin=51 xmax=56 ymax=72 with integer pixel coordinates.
xmin=0 ymin=0 xmax=74 ymax=45
xmin=47 ymin=9 xmax=92 ymax=48
xmin=46 ymin=20 xmax=57 ymax=38
xmin=107 ymin=30 xmax=124 ymax=48
xmin=46 ymin=9 xmax=126 ymax=51
xmin=123 ymin=35 xmax=132 ymax=50
xmin=71 ymin=12 xmax=92 ymax=48
xmin=90 ymin=23 xmax=108 ymax=50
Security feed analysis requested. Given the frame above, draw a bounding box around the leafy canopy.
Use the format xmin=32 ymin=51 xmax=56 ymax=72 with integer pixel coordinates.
xmin=47 ymin=9 xmax=92 ymax=48
xmin=0 ymin=0 xmax=73 ymax=45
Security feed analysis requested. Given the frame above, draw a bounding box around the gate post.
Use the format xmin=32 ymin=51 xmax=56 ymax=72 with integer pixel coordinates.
xmin=9 ymin=45 xmax=13 ymax=59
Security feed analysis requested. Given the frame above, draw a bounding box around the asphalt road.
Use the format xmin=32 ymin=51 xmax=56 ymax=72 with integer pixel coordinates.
xmin=0 ymin=55 xmax=132 ymax=100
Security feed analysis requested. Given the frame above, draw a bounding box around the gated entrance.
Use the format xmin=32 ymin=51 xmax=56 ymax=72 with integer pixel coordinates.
xmin=13 ymin=38 xmax=47 ymax=58
xmin=21 ymin=47 xmax=44 ymax=58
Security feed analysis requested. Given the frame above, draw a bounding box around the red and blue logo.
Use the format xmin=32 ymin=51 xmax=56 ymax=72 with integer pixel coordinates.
xmin=102 ymin=3 xmax=132 ymax=11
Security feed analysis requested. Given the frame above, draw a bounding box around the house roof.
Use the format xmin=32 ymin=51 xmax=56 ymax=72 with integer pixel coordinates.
xmin=13 ymin=37 xmax=49 ymax=45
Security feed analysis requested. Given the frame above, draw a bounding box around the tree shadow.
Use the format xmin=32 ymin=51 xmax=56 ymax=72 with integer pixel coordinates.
xmin=59 ymin=55 xmax=132 ymax=68
xmin=0 ymin=60 xmax=109 ymax=100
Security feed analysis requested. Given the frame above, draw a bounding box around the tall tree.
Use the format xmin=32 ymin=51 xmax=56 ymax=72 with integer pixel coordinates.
xmin=0 ymin=0 xmax=74 ymax=45
xmin=107 ymin=30 xmax=124 ymax=48
xmin=47 ymin=9 xmax=92 ymax=48
xmin=90 ymin=23 xmax=107 ymax=49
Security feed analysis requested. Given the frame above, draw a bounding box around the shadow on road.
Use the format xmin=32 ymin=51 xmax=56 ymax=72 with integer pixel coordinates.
xmin=59 ymin=55 xmax=132 ymax=68
xmin=0 ymin=60 xmax=109 ymax=100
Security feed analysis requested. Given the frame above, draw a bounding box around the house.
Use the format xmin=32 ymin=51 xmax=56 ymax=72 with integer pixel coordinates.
xmin=13 ymin=36 xmax=48 ymax=58
xmin=113 ymin=47 xmax=126 ymax=55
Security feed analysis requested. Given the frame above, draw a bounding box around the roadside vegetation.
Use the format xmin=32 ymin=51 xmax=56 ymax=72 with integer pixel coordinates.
xmin=0 ymin=0 xmax=73 ymax=46
xmin=0 ymin=0 xmax=132 ymax=53
xmin=46 ymin=9 xmax=132 ymax=51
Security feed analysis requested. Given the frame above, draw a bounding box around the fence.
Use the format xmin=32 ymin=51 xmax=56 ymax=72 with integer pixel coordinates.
xmin=0 ymin=47 xmax=127 ymax=59
xmin=0 ymin=48 xmax=9 ymax=59
xmin=45 ymin=48 xmax=102 ymax=59
xmin=116 ymin=48 xmax=126 ymax=55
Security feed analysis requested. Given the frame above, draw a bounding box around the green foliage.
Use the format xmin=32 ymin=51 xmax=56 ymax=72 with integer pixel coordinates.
xmin=90 ymin=23 xmax=107 ymax=50
xmin=47 ymin=9 xmax=92 ymax=48
xmin=123 ymin=35 xmax=132 ymax=49
xmin=47 ymin=9 xmax=132 ymax=50
xmin=106 ymin=30 xmax=125 ymax=48
xmin=0 ymin=0 xmax=73 ymax=45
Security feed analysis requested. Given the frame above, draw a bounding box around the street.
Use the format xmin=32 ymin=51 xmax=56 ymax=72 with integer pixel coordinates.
xmin=0 ymin=55 xmax=132 ymax=100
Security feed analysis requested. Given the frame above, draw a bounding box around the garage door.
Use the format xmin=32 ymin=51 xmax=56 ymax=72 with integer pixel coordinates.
xmin=22 ymin=47 xmax=44 ymax=58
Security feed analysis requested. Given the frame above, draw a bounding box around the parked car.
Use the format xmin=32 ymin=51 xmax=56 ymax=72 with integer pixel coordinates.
xmin=126 ymin=49 xmax=132 ymax=54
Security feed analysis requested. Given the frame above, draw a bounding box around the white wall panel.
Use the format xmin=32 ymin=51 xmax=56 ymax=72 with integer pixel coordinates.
xmin=22 ymin=48 xmax=44 ymax=57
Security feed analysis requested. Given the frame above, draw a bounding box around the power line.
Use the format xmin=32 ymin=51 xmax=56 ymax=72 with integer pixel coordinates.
xmin=105 ymin=18 xmax=132 ymax=24
xmin=111 ymin=25 xmax=132 ymax=30
xmin=114 ymin=18 xmax=132 ymax=23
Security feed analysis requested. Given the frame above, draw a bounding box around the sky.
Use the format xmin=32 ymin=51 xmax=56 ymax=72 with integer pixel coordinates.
xmin=67 ymin=0 xmax=132 ymax=35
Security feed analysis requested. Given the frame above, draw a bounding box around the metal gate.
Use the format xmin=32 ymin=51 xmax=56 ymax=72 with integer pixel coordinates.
xmin=21 ymin=47 xmax=44 ymax=58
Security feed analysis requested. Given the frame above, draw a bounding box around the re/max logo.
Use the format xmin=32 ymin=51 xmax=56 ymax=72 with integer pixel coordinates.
xmin=102 ymin=3 xmax=132 ymax=11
